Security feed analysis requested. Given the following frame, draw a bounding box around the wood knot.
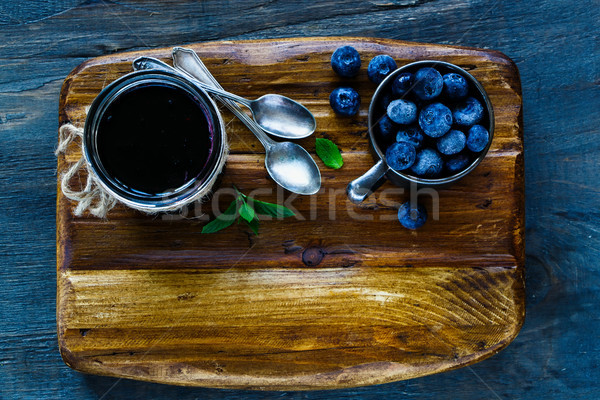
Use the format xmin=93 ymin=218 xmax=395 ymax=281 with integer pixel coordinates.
xmin=302 ymin=246 xmax=325 ymax=266
xmin=177 ymin=293 xmax=195 ymax=301
xmin=476 ymin=199 xmax=493 ymax=209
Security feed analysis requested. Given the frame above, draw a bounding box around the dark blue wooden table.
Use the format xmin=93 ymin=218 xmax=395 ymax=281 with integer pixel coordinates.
xmin=1 ymin=1 xmax=598 ymax=398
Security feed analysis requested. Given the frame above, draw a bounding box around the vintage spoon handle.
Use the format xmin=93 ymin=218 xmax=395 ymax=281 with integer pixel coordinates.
xmin=173 ymin=47 xmax=317 ymax=142
xmin=173 ymin=48 xmax=225 ymax=93
xmin=172 ymin=49 xmax=275 ymax=149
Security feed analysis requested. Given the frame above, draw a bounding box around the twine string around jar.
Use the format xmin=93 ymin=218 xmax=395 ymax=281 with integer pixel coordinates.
xmin=55 ymin=123 xmax=117 ymax=218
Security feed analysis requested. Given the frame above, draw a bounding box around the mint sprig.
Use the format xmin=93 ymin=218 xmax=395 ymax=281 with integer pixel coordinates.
xmin=200 ymin=200 xmax=238 ymax=234
xmin=249 ymin=198 xmax=296 ymax=218
xmin=315 ymin=137 xmax=343 ymax=169
xmin=202 ymin=187 xmax=295 ymax=234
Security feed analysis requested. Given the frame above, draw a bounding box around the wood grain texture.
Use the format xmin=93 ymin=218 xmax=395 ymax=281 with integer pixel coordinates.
xmin=2 ymin=0 xmax=599 ymax=398
xmin=56 ymin=37 xmax=524 ymax=390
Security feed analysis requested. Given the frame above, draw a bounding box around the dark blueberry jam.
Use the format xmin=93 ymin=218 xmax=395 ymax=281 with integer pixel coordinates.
xmin=96 ymin=83 xmax=213 ymax=196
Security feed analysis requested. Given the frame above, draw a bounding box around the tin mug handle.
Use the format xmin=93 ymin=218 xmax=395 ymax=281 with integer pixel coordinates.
xmin=346 ymin=159 xmax=389 ymax=203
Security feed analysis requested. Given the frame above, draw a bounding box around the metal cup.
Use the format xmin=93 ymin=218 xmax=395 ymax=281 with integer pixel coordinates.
xmin=83 ymin=69 xmax=226 ymax=212
xmin=346 ymin=60 xmax=494 ymax=203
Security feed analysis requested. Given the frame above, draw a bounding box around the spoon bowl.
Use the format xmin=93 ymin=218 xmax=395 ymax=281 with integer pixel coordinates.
xmin=194 ymin=83 xmax=316 ymax=140
xmin=265 ymin=141 xmax=321 ymax=195
xmin=250 ymin=94 xmax=316 ymax=140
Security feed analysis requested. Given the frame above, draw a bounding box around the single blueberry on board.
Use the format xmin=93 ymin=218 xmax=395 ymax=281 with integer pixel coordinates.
xmin=453 ymin=96 xmax=484 ymax=126
xmin=443 ymin=73 xmax=469 ymax=99
xmin=411 ymin=148 xmax=443 ymax=177
xmin=437 ymin=129 xmax=466 ymax=155
xmin=376 ymin=114 xmax=399 ymax=140
xmin=329 ymin=87 xmax=361 ymax=116
xmin=392 ymin=72 xmax=415 ymax=97
xmin=418 ymin=102 xmax=452 ymax=138
xmin=387 ymin=99 xmax=417 ymax=125
xmin=413 ymin=67 xmax=443 ymax=100
xmin=396 ymin=125 xmax=425 ymax=149
xmin=398 ymin=201 xmax=427 ymax=230
xmin=367 ymin=55 xmax=398 ymax=84
xmin=466 ymin=124 xmax=490 ymax=152
xmin=446 ymin=154 xmax=471 ymax=174
xmin=385 ymin=142 xmax=416 ymax=171
xmin=331 ymin=46 xmax=361 ymax=78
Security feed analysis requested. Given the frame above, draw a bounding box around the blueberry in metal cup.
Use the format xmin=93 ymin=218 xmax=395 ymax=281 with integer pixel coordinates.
xmin=367 ymin=55 xmax=398 ymax=84
xmin=411 ymin=148 xmax=444 ymax=178
xmin=396 ymin=125 xmax=425 ymax=149
xmin=443 ymin=72 xmax=469 ymax=99
xmin=466 ymin=124 xmax=490 ymax=152
xmin=453 ymin=96 xmax=485 ymax=126
xmin=347 ymin=60 xmax=494 ymax=204
xmin=446 ymin=154 xmax=471 ymax=174
xmin=437 ymin=129 xmax=467 ymax=155
xmin=413 ymin=67 xmax=443 ymax=100
xmin=387 ymin=99 xmax=417 ymax=125
xmin=419 ymin=102 xmax=452 ymax=138
xmin=377 ymin=114 xmax=399 ymax=142
xmin=391 ymin=72 xmax=415 ymax=97
xmin=386 ymin=142 xmax=416 ymax=171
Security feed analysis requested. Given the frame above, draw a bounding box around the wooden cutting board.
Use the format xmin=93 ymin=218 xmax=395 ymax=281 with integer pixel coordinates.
xmin=56 ymin=37 xmax=524 ymax=390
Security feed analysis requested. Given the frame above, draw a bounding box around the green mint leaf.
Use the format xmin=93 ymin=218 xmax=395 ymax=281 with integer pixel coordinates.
xmin=245 ymin=216 xmax=260 ymax=235
xmin=201 ymin=199 xmax=238 ymax=234
xmin=238 ymin=201 xmax=256 ymax=223
xmin=315 ymin=137 xmax=343 ymax=169
xmin=249 ymin=198 xmax=296 ymax=218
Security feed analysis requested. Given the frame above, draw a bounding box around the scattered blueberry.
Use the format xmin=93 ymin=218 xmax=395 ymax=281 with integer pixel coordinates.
xmin=396 ymin=125 xmax=425 ymax=149
xmin=387 ymin=99 xmax=417 ymax=125
xmin=453 ymin=96 xmax=484 ymax=126
xmin=446 ymin=154 xmax=471 ymax=174
xmin=386 ymin=142 xmax=416 ymax=171
xmin=418 ymin=102 xmax=452 ymax=138
xmin=398 ymin=201 xmax=427 ymax=230
xmin=329 ymin=87 xmax=361 ymax=116
xmin=367 ymin=55 xmax=397 ymax=84
xmin=437 ymin=129 xmax=466 ymax=155
xmin=443 ymin=73 xmax=469 ymax=99
xmin=377 ymin=114 xmax=398 ymax=140
xmin=410 ymin=148 xmax=443 ymax=177
xmin=413 ymin=67 xmax=443 ymax=100
xmin=331 ymin=46 xmax=361 ymax=78
xmin=466 ymin=124 xmax=490 ymax=152
xmin=391 ymin=72 xmax=414 ymax=97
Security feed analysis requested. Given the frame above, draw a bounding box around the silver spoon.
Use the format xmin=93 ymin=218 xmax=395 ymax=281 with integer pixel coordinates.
xmin=133 ymin=56 xmax=321 ymax=195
